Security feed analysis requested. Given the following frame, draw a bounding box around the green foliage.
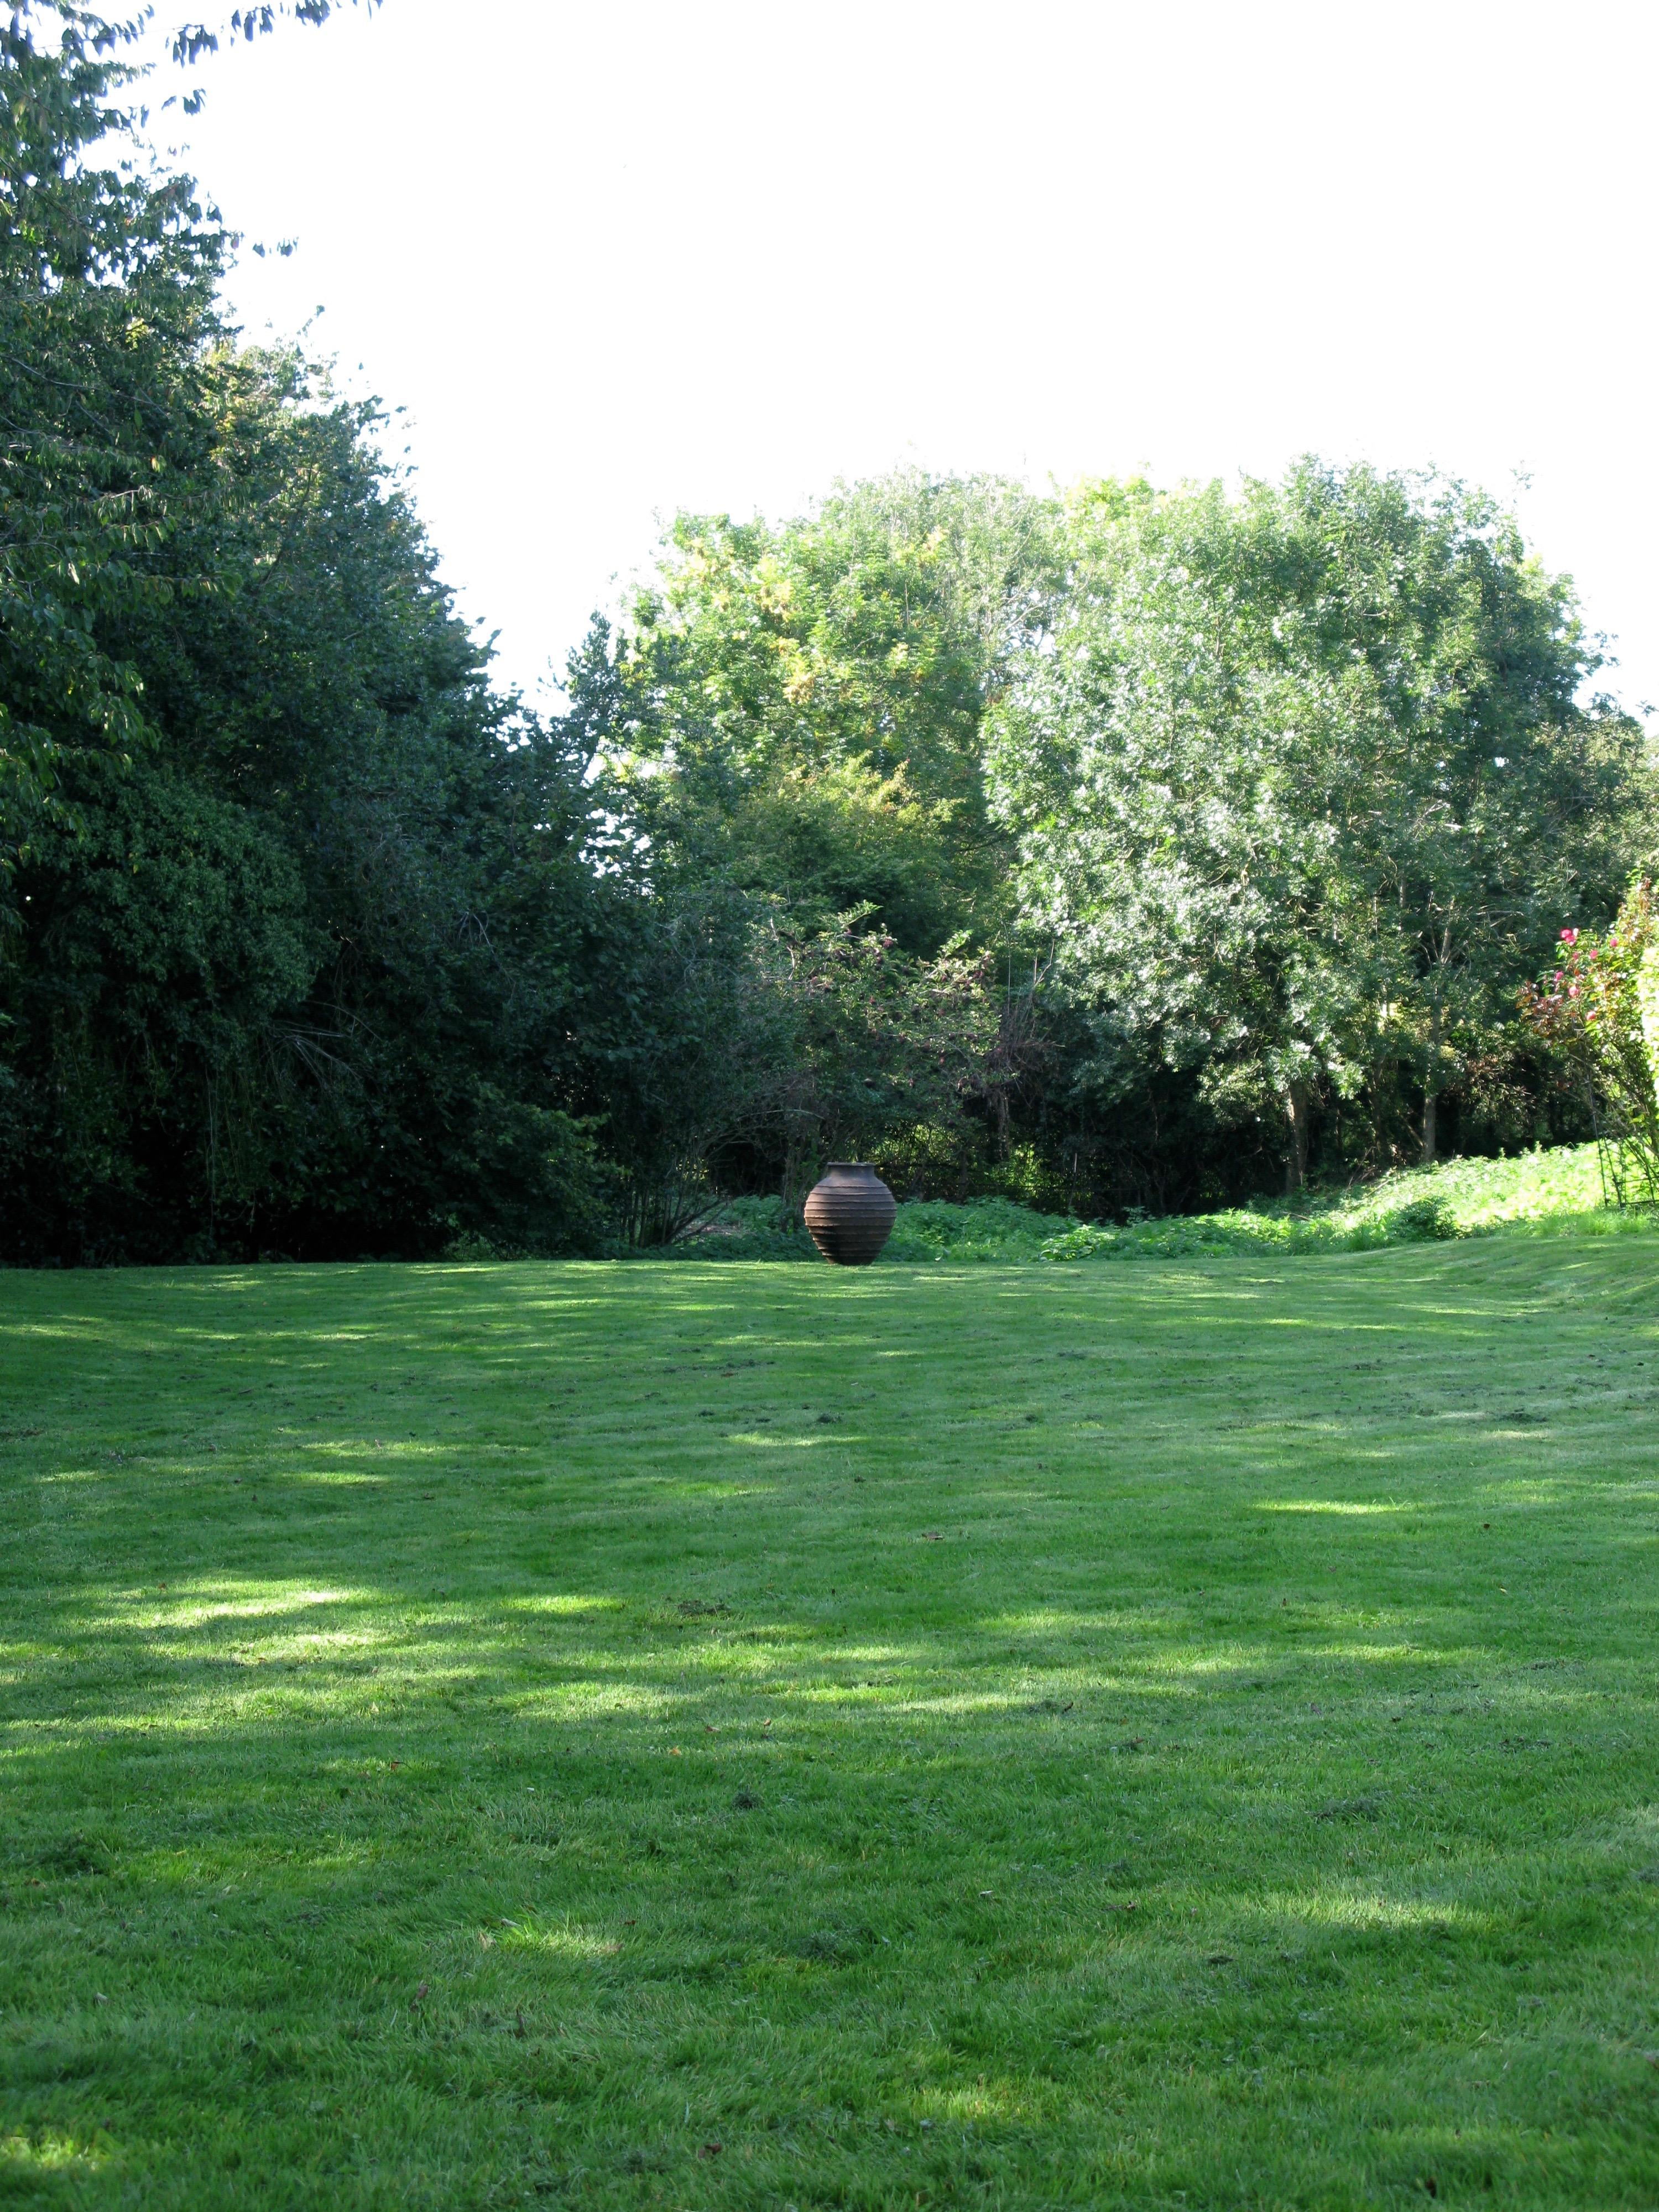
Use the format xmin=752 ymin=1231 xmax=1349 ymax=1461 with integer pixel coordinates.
xmin=1520 ymin=881 xmax=1659 ymax=1203
xmin=1040 ymin=1142 xmax=1622 ymax=1261
xmin=989 ymin=463 xmax=1654 ymax=1189
xmin=2 ymin=752 xmax=313 ymax=1251
xmin=0 ymin=6 xmax=640 ymax=1261
xmin=582 ymin=908 xmax=1035 ymax=1245
xmin=0 ymin=326 xmax=623 ymax=1258
xmin=4 ymin=1242 xmax=1659 ymax=2203
xmin=665 ymin=1191 xmax=815 ymax=1260
xmin=677 ymin=1191 xmax=1064 ymax=1264
xmin=766 ymin=914 xmax=1009 ymax=1203
xmin=609 ymin=471 xmax=1057 ymax=953
xmin=1640 ymin=942 xmax=1659 ymax=1098
xmin=1040 ymin=1192 xmax=1463 ymax=1261
xmin=666 ymin=1140 xmax=1629 ymax=1267
xmin=1380 ymin=1193 xmax=1463 ymax=1241
xmin=569 ymin=880 xmax=799 ymax=1249
xmin=884 ymin=1193 xmax=1063 ymax=1263
xmin=0 ymin=3 xmax=227 ymax=896
xmin=500 ymin=477 xmax=1068 ymax=1245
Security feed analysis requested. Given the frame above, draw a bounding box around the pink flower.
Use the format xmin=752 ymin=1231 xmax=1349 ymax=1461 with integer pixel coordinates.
xmin=1561 ymin=928 xmax=1579 ymax=945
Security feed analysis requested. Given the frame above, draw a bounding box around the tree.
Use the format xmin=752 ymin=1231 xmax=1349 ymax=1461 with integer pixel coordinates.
xmin=0 ymin=7 xmax=623 ymax=1261
xmin=989 ymin=463 xmax=1653 ymax=1186
xmin=0 ymin=3 xmax=226 ymax=901
xmin=0 ymin=334 xmax=622 ymax=1260
xmin=608 ymin=470 xmax=1059 ymax=956
xmin=767 ymin=911 xmax=1008 ymax=1214
xmin=0 ymin=2 xmax=382 ymax=904
xmin=1272 ymin=464 xmax=1651 ymax=1165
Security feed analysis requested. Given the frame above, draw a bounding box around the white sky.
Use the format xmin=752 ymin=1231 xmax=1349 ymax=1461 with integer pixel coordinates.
xmin=142 ymin=0 xmax=1659 ymax=719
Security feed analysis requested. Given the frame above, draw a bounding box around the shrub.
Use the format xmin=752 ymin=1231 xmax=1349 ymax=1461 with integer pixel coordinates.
xmin=1519 ymin=884 xmax=1659 ymax=1203
xmin=1376 ymin=1196 xmax=1462 ymax=1242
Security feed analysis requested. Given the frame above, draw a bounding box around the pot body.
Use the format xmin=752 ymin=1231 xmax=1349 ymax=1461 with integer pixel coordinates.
xmin=804 ymin=1162 xmax=898 ymax=1266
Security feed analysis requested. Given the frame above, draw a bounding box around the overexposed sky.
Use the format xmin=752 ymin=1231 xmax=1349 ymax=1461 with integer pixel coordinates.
xmin=142 ymin=0 xmax=1659 ymax=716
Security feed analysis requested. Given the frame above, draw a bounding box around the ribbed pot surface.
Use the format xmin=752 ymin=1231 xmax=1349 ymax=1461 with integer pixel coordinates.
xmin=803 ymin=1162 xmax=898 ymax=1266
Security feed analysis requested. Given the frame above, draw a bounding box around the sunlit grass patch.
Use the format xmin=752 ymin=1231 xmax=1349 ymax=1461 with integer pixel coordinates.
xmin=503 ymin=1918 xmax=627 ymax=1963
xmin=0 ymin=2130 xmax=118 ymax=2178
xmin=1258 ymin=1499 xmax=1412 ymax=1515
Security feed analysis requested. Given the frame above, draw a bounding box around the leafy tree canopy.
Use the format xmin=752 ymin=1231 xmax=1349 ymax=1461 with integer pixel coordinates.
xmin=0 ymin=1 xmax=228 ymax=894
xmin=607 ymin=471 xmax=1059 ymax=954
xmin=0 ymin=2 xmax=630 ymax=1261
xmin=989 ymin=462 xmax=1655 ymax=1179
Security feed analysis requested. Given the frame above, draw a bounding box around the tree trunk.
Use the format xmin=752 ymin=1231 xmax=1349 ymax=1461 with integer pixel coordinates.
xmin=1283 ymin=1081 xmax=1310 ymax=1194
xmin=1421 ymin=1003 xmax=1442 ymax=1166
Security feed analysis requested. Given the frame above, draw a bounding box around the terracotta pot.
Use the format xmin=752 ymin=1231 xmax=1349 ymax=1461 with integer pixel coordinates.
xmin=804 ymin=1162 xmax=898 ymax=1266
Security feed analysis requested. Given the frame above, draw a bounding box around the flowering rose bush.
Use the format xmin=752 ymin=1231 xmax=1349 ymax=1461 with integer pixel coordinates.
xmin=1519 ymin=881 xmax=1659 ymax=1201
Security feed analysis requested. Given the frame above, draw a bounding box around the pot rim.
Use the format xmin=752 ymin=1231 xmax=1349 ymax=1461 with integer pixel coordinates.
xmin=821 ymin=1160 xmax=877 ymax=1172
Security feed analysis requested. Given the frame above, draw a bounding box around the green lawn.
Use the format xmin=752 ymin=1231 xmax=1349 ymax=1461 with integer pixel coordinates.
xmin=3 ymin=1238 xmax=1659 ymax=2209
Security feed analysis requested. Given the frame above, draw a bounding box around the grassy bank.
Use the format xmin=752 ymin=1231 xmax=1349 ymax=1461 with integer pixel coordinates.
xmin=3 ymin=1236 xmax=1659 ymax=2205
xmin=688 ymin=1139 xmax=1636 ymax=1264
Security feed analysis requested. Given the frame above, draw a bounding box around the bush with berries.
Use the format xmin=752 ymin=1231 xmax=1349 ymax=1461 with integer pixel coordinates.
xmin=1519 ymin=882 xmax=1659 ymax=1202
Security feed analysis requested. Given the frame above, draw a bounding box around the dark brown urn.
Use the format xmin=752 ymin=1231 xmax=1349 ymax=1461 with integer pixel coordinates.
xmin=804 ymin=1162 xmax=898 ymax=1266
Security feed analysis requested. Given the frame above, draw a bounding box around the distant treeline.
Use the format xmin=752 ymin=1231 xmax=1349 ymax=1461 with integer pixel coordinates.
xmin=2 ymin=7 xmax=1652 ymax=1262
